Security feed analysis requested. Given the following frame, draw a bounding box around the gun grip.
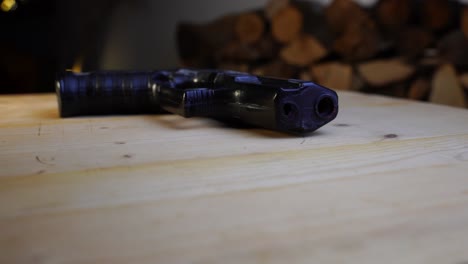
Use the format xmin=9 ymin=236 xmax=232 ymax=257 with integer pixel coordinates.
xmin=56 ymin=71 xmax=160 ymax=117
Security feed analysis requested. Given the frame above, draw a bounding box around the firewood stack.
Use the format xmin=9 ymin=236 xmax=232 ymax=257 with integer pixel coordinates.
xmin=177 ymin=0 xmax=468 ymax=108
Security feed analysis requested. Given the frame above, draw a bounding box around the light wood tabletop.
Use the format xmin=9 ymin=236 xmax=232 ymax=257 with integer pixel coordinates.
xmin=1 ymin=91 xmax=468 ymax=264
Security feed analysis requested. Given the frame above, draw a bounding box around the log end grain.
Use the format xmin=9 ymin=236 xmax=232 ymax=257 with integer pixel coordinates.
xmin=430 ymin=64 xmax=467 ymax=108
xmin=310 ymin=62 xmax=352 ymax=90
xmin=280 ymin=35 xmax=327 ymax=67
xmin=462 ymin=6 xmax=468 ymax=39
xmin=251 ymin=60 xmax=297 ymax=78
xmin=325 ymin=0 xmax=367 ymax=33
xmin=408 ymin=78 xmax=431 ymax=100
xmin=235 ymin=13 xmax=265 ymax=45
xmin=333 ymin=20 xmax=380 ymax=61
xmin=376 ymin=0 xmax=411 ymax=30
xmin=422 ymin=0 xmax=453 ymax=31
xmin=265 ymin=0 xmax=290 ymax=20
xmin=358 ymin=59 xmax=415 ymax=87
xmin=460 ymin=73 xmax=468 ymax=90
xmin=271 ymin=5 xmax=303 ymax=43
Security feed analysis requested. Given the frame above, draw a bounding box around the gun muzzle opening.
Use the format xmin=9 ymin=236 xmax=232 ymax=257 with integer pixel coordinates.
xmin=315 ymin=95 xmax=336 ymax=119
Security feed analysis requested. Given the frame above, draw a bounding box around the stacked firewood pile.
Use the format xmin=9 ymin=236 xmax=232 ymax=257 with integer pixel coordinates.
xmin=177 ymin=0 xmax=468 ymax=108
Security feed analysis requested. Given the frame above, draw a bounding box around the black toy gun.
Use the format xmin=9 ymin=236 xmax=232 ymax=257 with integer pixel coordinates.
xmin=56 ymin=69 xmax=338 ymax=134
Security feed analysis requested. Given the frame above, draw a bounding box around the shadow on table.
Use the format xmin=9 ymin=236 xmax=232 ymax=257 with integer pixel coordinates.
xmin=150 ymin=115 xmax=326 ymax=139
xmin=36 ymin=110 xmax=327 ymax=139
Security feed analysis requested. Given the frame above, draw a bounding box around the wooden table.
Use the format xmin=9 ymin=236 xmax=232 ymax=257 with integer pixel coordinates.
xmin=1 ymin=92 xmax=468 ymax=264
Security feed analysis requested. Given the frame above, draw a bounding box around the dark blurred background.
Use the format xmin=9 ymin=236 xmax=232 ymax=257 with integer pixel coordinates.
xmin=2 ymin=0 xmax=467 ymax=102
xmin=0 ymin=0 xmax=278 ymax=93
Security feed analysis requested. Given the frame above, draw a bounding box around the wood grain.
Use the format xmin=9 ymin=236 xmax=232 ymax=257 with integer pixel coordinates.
xmin=1 ymin=92 xmax=468 ymax=264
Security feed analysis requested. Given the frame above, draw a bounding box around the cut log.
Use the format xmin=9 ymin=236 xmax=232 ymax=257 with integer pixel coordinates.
xmin=294 ymin=1 xmax=334 ymax=48
xmin=421 ymin=0 xmax=453 ymax=31
xmin=333 ymin=17 xmax=380 ymax=61
xmin=397 ymin=27 xmax=433 ymax=58
xmin=310 ymin=62 xmax=352 ymax=90
xmin=438 ymin=31 xmax=468 ymax=67
xmin=325 ymin=0 xmax=368 ymax=34
xmin=251 ymin=60 xmax=296 ymax=79
xmin=376 ymin=0 xmax=411 ymax=30
xmin=177 ymin=15 xmax=238 ymax=67
xmin=358 ymin=59 xmax=415 ymax=87
xmin=176 ymin=0 xmax=468 ymax=106
xmin=462 ymin=6 xmax=468 ymax=39
xmin=299 ymin=71 xmax=314 ymax=81
xmin=218 ymin=63 xmax=249 ymax=73
xmin=216 ymin=42 xmax=260 ymax=62
xmin=235 ymin=13 xmax=265 ymax=45
xmin=408 ymin=78 xmax=431 ymax=100
xmin=280 ymin=34 xmax=327 ymax=67
xmin=459 ymin=73 xmax=468 ymax=90
xmin=271 ymin=5 xmax=303 ymax=43
xmin=265 ymin=0 xmax=290 ymax=20
xmin=430 ymin=64 xmax=466 ymax=108
xmin=326 ymin=0 xmax=381 ymax=61
xmin=255 ymin=35 xmax=280 ymax=60
xmin=216 ymin=36 xmax=278 ymax=63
